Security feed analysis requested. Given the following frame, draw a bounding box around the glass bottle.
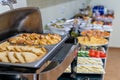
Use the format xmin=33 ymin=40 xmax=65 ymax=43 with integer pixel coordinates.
xmin=70 ymin=19 xmax=79 ymax=44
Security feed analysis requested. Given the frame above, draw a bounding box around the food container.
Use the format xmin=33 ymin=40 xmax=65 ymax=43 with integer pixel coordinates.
xmin=77 ymin=65 xmax=105 ymax=74
xmin=77 ymin=36 xmax=108 ymax=47
xmin=103 ymin=25 xmax=113 ymax=32
xmin=79 ymin=24 xmax=93 ymax=32
xmin=48 ymin=23 xmax=71 ymax=35
xmin=49 ymin=25 xmax=69 ymax=35
xmin=0 ymin=33 xmax=68 ymax=69
xmin=78 ymin=46 xmax=106 ymax=58
xmin=77 ymin=57 xmax=103 ymax=65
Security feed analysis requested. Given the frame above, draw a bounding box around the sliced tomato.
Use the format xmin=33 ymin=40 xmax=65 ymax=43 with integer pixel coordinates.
xmin=100 ymin=51 xmax=106 ymax=58
xmin=89 ymin=52 xmax=95 ymax=57
xmin=89 ymin=49 xmax=106 ymax=58
xmin=89 ymin=49 xmax=96 ymax=57
xmin=89 ymin=49 xmax=95 ymax=53
xmin=94 ymin=51 xmax=100 ymax=58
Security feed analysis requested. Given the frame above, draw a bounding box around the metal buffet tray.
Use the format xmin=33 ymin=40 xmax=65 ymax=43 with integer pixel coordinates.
xmin=0 ymin=34 xmax=68 ymax=69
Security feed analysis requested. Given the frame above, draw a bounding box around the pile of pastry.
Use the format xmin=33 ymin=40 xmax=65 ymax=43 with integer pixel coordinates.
xmin=0 ymin=33 xmax=62 ymax=64
xmin=78 ymin=30 xmax=109 ymax=46
xmin=77 ymin=36 xmax=108 ymax=46
xmin=8 ymin=33 xmax=62 ymax=45
xmin=0 ymin=42 xmax=47 ymax=63
xmin=81 ymin=30 xmax=110 ymax=38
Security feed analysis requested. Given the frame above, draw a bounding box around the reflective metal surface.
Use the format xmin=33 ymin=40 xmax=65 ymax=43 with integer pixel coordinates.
xmin=0 ymin=7 xmax=43 ymax=41
xmin=0 ymin=7 xmax=78 ymax=80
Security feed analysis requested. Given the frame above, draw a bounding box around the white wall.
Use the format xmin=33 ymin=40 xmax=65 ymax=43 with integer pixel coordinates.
xmin=0 ymin=0 xmax=27 ymax=14
xmin=40 ymin=0 xmax=88 ymax=27
xmin=27 ymin=0 xmax=90 ymax=27
xmin=90 ymin=0 xmax=120 ymax=47
xmin=0 ymin=0 xmax=91 ymax=29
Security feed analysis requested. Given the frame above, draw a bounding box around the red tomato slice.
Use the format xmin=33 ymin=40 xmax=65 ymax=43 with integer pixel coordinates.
xmin=100 ymin=51 xmax=106 ymax=58
xmin=89 ymin=49 xmax=96 ymax=53
xmin=94 ymin=51 xmax=100 ymax=58
xmin=89 ymin=49 xmax=96 ymax=57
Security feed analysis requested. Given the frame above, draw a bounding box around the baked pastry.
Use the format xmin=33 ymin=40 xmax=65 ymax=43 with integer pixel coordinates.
xmin=81 ymin=30 xmax=110 ymax=38
xmin=104 ymin=31 xmax=110 ymax=37
xmin=22 ymin=52 xmax=38 ymax=63
xmin=8 ymin=33 xmax=62 ymax=45
xmin=0 ymin=52 xmax=9 ymax=62
xmin=92 ymin=21 xmax=104 ymax=25
xmin=77 ymin=36 xmax=108 ymax=46
xmin=15 ymin=52 xmax=25 ymax=63
xmin=0 ymin=42 xmax=47 ymax=63
xmin=7 ymin=52 xmax=19 ymax=63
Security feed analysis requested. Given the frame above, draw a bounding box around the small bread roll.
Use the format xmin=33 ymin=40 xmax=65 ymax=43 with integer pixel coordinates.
xmin=6 ymin=46 xmax=15 ymax=51
xmin=20 ymin=46 xmax=32 ymax=52
xmin=15 ymin=52 xmax=25 ymax=63
xmin=0 ymin=42 xmax=9 ymax=51
xmin=0 ymin=52 xmax=9 ymax=62
xmin=14 ymin=46 xmax=22 ymax=52
xmin=31 ymin=48 xmax=45 ymax=56
xmin=47 ymin=39 xmax=55 ymax=44
xmin=22 ymin=52 xmax=38 ymax=63
xmin=41 ymin=47 xmax=47 ymax=53
xmin=7 ymin=52 xmax=19 ymax=63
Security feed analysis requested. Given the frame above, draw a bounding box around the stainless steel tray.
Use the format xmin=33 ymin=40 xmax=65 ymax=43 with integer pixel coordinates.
xmin=0 ymin=34 xmax=68 ymax=69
